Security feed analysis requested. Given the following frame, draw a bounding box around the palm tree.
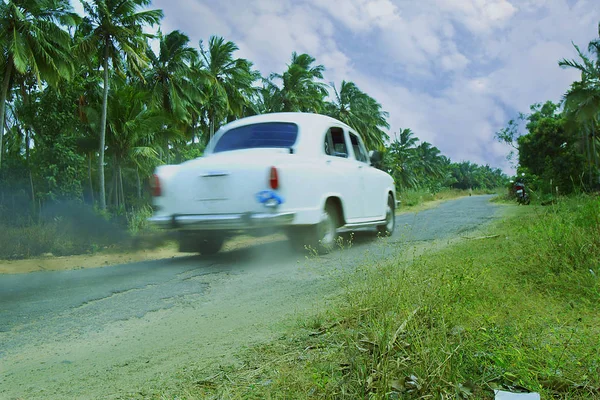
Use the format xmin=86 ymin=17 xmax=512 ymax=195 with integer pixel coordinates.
xmin=326 ymin=80 xmax=390 ymax=149
xmin=559 ymin=22 xmax=600 ymax=187
xmin=416 ymin=142 xmax=444 ymax=179
xmin=77 ymin=0 xmax=163 ymax=210
xmin=562 ymin=81 xmax=600 ymax=187
xmin=393 ymin=128 xmax=418 ymax=152
xmin=198 ymin=36 xmax=259 ymax=139
xmin=270 ymin=52 xmax=328 ymax=113
xmin=0 ymin=0 xmax=78 ymax=169
xmin=146 ymin=30 xmax=201 ymax=123
xmin=385 ymin=129 xmax=420 ymax=190
xmin=85 ymin=78 xmax=163 ymax=208
xmin=249 ymin=79 xmax=283 ymax=115
xmin=146 ymin=30 xmax=204 ymax=154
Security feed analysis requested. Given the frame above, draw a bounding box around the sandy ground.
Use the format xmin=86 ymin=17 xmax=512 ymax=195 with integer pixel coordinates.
xmin=0 ymin=196 xmax=505 ymax=399
xmin=0 ymin=234 xmax=284 ymax=275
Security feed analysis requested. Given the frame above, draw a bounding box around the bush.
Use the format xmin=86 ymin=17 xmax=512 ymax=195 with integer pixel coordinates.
xmin=0 ymin=202 xmax=130 ymax=259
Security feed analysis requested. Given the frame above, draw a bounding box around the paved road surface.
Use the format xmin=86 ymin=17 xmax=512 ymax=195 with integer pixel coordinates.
xmin=0 ymin=195 xmax=499 ymax=399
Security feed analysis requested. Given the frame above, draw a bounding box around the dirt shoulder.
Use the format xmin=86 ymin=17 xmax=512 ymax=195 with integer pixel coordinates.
xmin=0 ymin=246 xmax=184 ymax=275
xmin=0 ymin=234 xmax=284 ymax=275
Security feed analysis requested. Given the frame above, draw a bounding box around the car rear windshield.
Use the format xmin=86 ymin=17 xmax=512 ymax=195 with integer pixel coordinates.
xmin=213 ymin=122 xmax=298 ymax=153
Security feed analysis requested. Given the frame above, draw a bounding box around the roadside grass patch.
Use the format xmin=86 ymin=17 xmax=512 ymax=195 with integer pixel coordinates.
xmin=175 ymin=195 xmax=600 ymax=399
xmin=399 ymin=188 xmax=502 ymax=211
xmin=0 ymin=208 xmax=129 ymax=259
xmin=0 ymin=203 xmax=169 ymax=260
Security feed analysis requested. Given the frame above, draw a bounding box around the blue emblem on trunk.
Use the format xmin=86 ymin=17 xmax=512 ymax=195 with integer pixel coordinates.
xmin=256 ymin=190 xmax=284 ymax=207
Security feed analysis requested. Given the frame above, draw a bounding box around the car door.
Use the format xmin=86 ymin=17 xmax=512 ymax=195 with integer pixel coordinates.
xmin=323 ymin=127 xmax=364 ymax=220
xmin=348 ymin=131 xmax=385 ymax=220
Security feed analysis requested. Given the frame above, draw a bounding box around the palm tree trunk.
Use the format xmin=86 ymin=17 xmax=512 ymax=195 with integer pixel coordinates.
xmin=136 ymin=167 xmax=142 ymax=199
xmin=0 ymin=56 xmax=14 ymax=170
xmin=29 ymin=169 xmax=36 ymax=215
xmin=118 ymin=164 xmax=125 ymax=209
xmin=108 ymin=158 xmax=117 ymax=208
xmin=209 ymin=105 xmax=216 ymax=140
xmin=25 ymin=127 xmax=36 ymax=215
xmin=98 ymin=42 xmax=110 ymax=211
xmin=88 ymin=153 xmax=94 ymax=205
xmin=191 ymin=113 xmax=197 ymax=144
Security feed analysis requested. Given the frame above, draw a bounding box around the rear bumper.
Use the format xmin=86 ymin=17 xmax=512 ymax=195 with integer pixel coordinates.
xmin=148 ymin=212 xmax=295 ymax=231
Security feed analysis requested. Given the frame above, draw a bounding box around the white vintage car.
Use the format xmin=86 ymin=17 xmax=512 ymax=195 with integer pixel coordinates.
xmin=148 ymin=112 xmax=397 ymax=254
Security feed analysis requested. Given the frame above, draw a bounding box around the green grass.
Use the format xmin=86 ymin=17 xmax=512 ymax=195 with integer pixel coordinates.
xmin=158 ymin=195 xmax=600 ymax=399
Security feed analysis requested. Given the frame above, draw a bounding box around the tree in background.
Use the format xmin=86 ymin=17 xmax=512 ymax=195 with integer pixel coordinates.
xmin=269 ymin=52 xmax=328 ymax=113
xmin=102 ymin=79 xmax=164 ymax=209
xmin=518 ymin=102 xmax=585 ymax=193
xmin=146 ymin=30 xmax=200 ymax=126
xmin=326 ymin=80 xmax=389 ymax=149
xmin=198 ymin=36 xmax=259 ymax=139
xmin=77 ymin=0 xmax=163 ymax=210
xmin=146 ymin=30 xmax=202 ymax=159
xmin=559 ymin=23 xmax=600 ymax=188
xmin=384 ymin=128 xmax=506 ymax=192
xmin=0 ymin=0 xmax=78 ymax=169
xmin=497 ymin=101 xmax=586 ymax=194
xmin=384 ymin=128 xmax=419 ymax=190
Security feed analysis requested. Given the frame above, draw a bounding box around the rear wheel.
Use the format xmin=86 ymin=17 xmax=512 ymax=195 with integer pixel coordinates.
xmin=288 ymin=202 xmax=340 ymax=253
xmin=178 ymin=232 xmax=225 ymax=255
xmin=376 ymin=195 xmax=395 ymax=236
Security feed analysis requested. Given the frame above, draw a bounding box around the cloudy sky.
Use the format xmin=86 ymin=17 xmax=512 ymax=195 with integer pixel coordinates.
xmin=73 ymin=0 xmax=599 ymax=173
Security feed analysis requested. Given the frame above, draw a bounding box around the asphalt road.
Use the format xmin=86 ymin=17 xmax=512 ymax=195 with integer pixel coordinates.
xmin=0 ymin=195 xmax=499 ymax=399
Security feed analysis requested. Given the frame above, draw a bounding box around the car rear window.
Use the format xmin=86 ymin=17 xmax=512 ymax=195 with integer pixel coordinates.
xmin=213 ymin=122 xmax=298 ymax=153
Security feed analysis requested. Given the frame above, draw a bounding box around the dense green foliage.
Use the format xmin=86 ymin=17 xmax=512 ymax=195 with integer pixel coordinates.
xmin=498 ymin=23 xmax=600 ymax=194
xmin=1 ymin=0 xmax=505 ymax=238
xmin=383 ymin=128 xmax=506 ymax=193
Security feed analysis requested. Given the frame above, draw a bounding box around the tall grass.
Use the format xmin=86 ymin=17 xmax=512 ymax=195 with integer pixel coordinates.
xmin=175 ymin=195 xmax=600 ymax=399
xmin=0 ymin=202 xmax=135 ymax=259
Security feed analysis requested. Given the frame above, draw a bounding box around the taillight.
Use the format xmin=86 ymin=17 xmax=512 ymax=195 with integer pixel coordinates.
xmin=269 ymin=166 xmax=279 ymax=190
xmin=150 ymin=174 xmax=161 ymax=196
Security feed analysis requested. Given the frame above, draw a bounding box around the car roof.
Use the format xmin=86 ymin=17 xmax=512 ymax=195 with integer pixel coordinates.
xmin=205 ymin=112 xmax=357 ymax=155
xmin=217 ymin=112 xmax=352 ymax=132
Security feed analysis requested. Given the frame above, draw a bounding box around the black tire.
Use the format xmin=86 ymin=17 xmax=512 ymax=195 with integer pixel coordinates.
xmin=178 ymin=232 xmax=225 ymax=255
xmin=288 ymin=202 xmax=340 ymax=254
xmin=376 ymin=195 xmax=396 ymax=237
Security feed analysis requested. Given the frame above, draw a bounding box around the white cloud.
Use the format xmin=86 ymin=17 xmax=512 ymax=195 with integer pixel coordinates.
xmin=441 ymin=52 xmax=470 ymax=71
xmin=305 ymin=0 xmax=401 ymax=31
xmin=437 ymin=0 xmax=517 ymax=33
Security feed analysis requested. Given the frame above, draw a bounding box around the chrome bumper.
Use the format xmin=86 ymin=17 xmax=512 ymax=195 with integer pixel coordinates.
xmin=148 ymin=212 xmax=295 ymax=230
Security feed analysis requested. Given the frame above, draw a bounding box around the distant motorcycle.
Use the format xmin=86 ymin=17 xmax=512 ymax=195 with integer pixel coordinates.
xmin=513 ymin=182 xmax=530 ymax=205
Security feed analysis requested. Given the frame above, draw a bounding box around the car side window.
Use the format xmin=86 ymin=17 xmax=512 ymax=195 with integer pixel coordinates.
xmin=350 ymin=133 xmax=368 ymax=163
xmin=324 ymin=127 xmax=348 ymax=158
xmin=324 ymin=132 xmax=332 ymax=155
